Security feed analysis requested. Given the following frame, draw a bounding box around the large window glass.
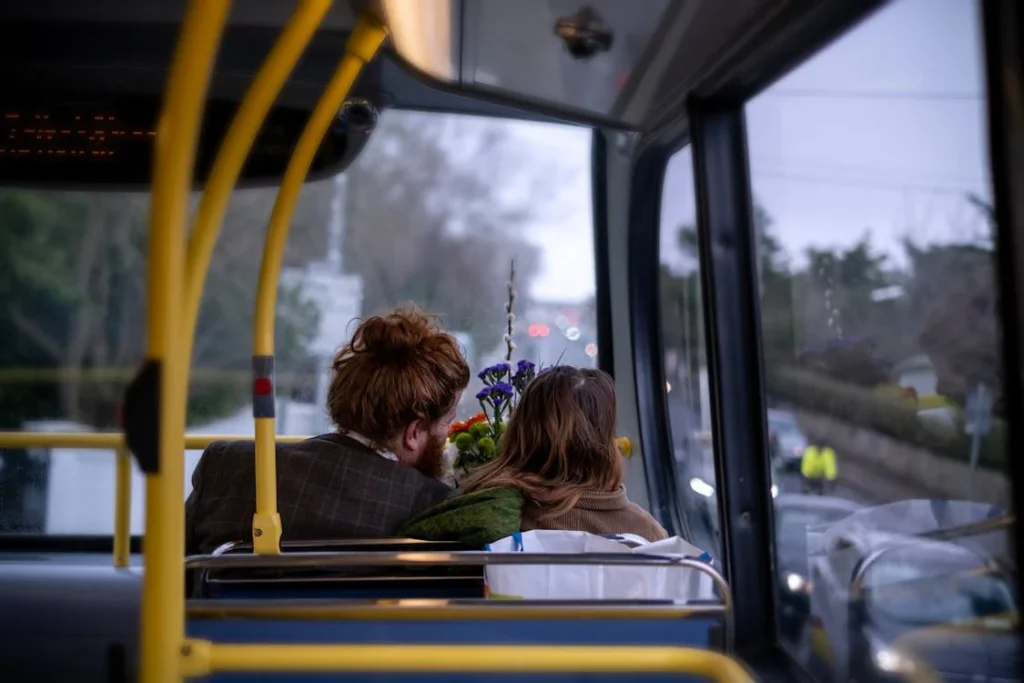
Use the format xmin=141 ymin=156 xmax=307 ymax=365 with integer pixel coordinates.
xmin=0 ymin=110 xmax=595 ymax=535
xmin=658 ymin=146 xmax=719 ymax=556
xmin=746 ymin=0 xmax=1014 ymax=679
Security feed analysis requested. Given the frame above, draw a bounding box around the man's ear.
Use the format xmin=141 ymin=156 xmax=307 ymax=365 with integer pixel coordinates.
xmin=401 ymin=418 xmax=429 ymax=452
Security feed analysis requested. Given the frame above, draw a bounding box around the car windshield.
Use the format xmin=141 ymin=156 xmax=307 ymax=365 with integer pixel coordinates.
xmin=770 ymin=420 xmax=803 ymax=441
xmin=777 ymin=506 xmax=855 ymax=549
xmin=867 ymin=562 xmax=1016 ymax=626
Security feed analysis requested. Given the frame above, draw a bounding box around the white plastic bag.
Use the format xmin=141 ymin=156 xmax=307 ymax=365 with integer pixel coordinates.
xmin=483 ymin=530 xmax=717 ymax=601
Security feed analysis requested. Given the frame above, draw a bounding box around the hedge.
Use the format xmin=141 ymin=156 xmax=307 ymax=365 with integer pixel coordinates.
xmin=766 ymin=366 xmax=1007 ymax=470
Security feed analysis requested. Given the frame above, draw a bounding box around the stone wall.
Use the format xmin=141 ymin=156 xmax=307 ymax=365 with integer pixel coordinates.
xmin=792 ymin=409 xmax=1012 ymax=510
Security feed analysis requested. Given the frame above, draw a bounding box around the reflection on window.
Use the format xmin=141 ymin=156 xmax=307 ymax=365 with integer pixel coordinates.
xmin=657 ymin=146 xmax=719 ymax=556
xmin=0 ymin=111 xmax=595 ymax=535
xmin=746 ymin=0 xmax=1012 ymax=679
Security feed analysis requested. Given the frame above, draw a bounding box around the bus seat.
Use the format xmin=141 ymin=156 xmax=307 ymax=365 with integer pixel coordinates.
xmin=0 ymin=552 xmax=723 ymax=683
xmin=190 ymin=539 xmax=486 ymax=600
xmin=186 ymin=608 xmax=722 ymax=648
xmin=0 ymin=555 xmax=141 ymax=683
xmin=186 ymin=606 xmax=724 ymax=683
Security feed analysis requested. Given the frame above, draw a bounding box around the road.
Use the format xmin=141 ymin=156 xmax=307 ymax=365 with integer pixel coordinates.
xmin=774 ymin=467 xmax=867 ymax=505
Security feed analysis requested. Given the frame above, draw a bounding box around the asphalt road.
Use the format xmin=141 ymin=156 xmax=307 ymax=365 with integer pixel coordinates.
xmin=774 ymin=468 xmax=866 ymax=505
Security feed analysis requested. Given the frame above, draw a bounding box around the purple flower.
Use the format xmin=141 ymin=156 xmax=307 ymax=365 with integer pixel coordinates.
xmin=477 ymin=362 xmax=511 ymax=380
xmin=491 ymin=382 xmax=514 ymax=398
xmin=517 ymin=359 xmax=535 ymax=374
xmin=475 ymin=387 xmax=491 ymax=401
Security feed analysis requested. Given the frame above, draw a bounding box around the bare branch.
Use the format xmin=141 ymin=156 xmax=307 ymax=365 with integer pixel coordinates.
xmin=10 ymin=309 xmax=63 ymax=360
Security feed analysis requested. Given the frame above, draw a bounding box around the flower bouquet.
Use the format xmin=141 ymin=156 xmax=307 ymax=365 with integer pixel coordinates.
xmin=441 ymin=261 xmax=631 ymax=486
xmin=448 ymin=358 xmax=537 ymax=476
xmin=443 ymin=261 xmax=533 ymax=481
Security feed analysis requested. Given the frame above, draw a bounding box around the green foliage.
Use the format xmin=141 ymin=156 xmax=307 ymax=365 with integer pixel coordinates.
xmin=797 ymin=338 xmax=892 ymax=388
xmin=0 ymin=187 xmax=320 ymax=430
xmin=664 ymin=193 xmax=1006 ymax=476
xmin=767 ymin=366 xmax=1007 ymax=470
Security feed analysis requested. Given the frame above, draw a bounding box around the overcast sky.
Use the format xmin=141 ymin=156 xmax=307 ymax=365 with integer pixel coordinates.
xmin=509 ymin=0 xmax=991 ymax=301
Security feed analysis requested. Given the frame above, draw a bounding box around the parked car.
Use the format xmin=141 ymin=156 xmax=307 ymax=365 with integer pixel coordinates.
xmin=767 ymin=408 xmax=808 ymax=472
xmin=774 ymin=494 xmax=862 ymax=643
xmin=677 ymin=432 xmax=781 ymax=554
xmin=807 ymin=502 xmax=1018 ymax=683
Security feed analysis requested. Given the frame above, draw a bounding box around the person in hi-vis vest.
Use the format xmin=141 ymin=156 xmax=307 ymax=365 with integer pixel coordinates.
xmin=800 ymin=441 xmax=837 ymax=493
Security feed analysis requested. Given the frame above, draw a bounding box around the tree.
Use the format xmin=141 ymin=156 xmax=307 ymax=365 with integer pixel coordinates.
xmin=0 ymin=190 xmax=83 ymax=428
xmin=342 ymin=111 xmax=551 ymax=358
xmin=658 ymin=200 xmax=793 ymax=394
xmin=909 ymin=240 xmax=1001 ymax=413
xmin=802 ymin=233 xmax=889 ymax=340
xmin=0 ymin=186 xmax=321 ymax=429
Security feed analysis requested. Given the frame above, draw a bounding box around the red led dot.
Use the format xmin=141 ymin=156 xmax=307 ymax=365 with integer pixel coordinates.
xmin=253 ymin=378 xmax=273 ymax=396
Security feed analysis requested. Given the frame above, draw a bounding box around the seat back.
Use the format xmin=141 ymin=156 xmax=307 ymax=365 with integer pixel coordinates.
xmin=190 ymin=538 xmax=486 ymax=600
xmin=186 ymin=601 xmax=726 ymax=683
xmin=0 ymin=553 xmax=141 ymax=683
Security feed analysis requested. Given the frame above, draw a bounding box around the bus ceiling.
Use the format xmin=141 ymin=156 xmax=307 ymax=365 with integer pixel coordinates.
xmin=1 ymin=0 xmax=843 ymax=189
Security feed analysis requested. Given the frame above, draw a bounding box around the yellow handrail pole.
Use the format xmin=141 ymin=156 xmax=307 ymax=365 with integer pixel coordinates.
xmin=249 ymin=15 xmax=388 ymax=555
xmin=180 ymin=0 xmax=333 ymax=376
xmin=139 ymin=2 xmax=229 ymax=682
xmin=113 ymin=446 xmax=132 ymax=567
xmin=179 ymin=642 xmax=754 ymax=682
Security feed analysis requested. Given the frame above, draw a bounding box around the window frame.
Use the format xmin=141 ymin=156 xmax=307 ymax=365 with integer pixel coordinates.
xmin=981 ymin=0 xmax=1024 ymax=597
xmin=632 ymin=0 xmax=1024 ymax=671
xmin=623 ymin=0 xmax=968 ymax=670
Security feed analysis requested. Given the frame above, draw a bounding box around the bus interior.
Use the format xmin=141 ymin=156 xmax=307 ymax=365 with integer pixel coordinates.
xmin=0 ymin=0 xmax=1021 ymax=682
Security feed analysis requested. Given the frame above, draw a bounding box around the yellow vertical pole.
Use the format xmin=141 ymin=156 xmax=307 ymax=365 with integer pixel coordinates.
xmin=139 ymin=2 xmax=229 ymax=682
xmin=113 ymin=446 xmax=131 ymax=568
xmin=250 ymin=15 xmax=388 ymax=555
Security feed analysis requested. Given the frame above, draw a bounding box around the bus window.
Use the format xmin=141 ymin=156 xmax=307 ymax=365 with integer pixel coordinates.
xmin=745 ymin=0 xmax=1011 ymax=679
xmin=658 ymin=146 xmax=718 ymax=556
xmin=0 ymin=110 xmax=595 ymax=535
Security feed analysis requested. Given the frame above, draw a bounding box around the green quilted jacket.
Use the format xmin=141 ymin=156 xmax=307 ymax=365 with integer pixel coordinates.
xmin=398 ymin=486 xmax=525 ymax=547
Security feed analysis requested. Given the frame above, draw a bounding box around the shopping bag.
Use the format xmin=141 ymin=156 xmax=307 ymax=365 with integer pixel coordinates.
xmin=483 ymin=530 xmax=716 ymax=601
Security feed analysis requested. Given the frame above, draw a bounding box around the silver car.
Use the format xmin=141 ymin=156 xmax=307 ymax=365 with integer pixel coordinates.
xmin=768 ymin=408 xmax=808 ymax=471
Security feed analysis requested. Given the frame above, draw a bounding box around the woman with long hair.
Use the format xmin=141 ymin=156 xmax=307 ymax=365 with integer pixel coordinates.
xmin=400 ymin=366 xmax=667 ymax=545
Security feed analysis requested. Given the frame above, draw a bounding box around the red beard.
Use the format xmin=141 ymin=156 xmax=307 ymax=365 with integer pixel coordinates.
xmin=413 ymin=430 xmax=448 ymax=481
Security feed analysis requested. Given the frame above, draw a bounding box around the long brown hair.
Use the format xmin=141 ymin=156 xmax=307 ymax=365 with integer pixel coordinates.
xmin=327 ymin=306 xmax=470 ymax=446
xmin=461 ymin=366 xmax=622 ymax=518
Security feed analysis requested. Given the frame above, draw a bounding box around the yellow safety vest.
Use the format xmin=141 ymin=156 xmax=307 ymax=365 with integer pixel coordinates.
xmin=800 ymin=445 xmax=837 ymax=481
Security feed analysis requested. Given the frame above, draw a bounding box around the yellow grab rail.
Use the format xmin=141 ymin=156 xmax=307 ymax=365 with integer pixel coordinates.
xmin=139 ymin=1 xmax=230 ymax=681
xmin=179 ymin=642 xmax=753 ymax=681
xmin=250 ymin=15 xmax=388 ymax=555
xmin=113 ymin=446 xmax=132 ymax=567
xmin=0 ymin=431 xmax=309 ymax=450
xmin=181 ymin=0 xmax=333 ymax=377
xmin=0 ymin=431 xmax=310 ymax=567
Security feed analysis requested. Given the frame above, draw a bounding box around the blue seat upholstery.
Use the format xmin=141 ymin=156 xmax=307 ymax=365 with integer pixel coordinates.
xmin=186 ymin=608 xmax=724 ymax=682
xmin=0 ymin=547 xmax=726 ymax=683
xmin=187 ymin=613 xmax=720 ymax=647
xmin=0 ymin=555 xmax=141 ymax=683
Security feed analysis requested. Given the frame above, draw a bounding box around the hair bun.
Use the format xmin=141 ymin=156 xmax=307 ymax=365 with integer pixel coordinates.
xmin=355 ymin=307 xmax=438 ymax=361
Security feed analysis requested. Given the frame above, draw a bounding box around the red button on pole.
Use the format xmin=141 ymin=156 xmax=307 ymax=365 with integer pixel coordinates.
xmin=253 ymin=378 xmax=273 ymax=396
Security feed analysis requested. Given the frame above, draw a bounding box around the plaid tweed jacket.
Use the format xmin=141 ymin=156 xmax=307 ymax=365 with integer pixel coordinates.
xmin=185 ymin=433 xmax=454 ymax=555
